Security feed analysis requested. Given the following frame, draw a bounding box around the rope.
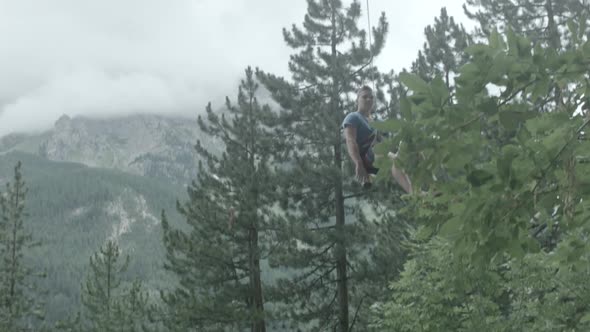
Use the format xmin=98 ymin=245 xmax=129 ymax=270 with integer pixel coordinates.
xmin=365 ymin=0 xmax=376 ymax=91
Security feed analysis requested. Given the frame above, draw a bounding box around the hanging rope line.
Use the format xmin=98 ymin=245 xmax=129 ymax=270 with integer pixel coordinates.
xmin=366 ymin=0 xmax=376 ymax=91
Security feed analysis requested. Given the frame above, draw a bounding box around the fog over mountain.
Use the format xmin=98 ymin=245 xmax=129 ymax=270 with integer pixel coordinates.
xmin=0 ymin=113 xmax=223 ymax=184
xmin=0 ymin=0 xmax=469 ymax=137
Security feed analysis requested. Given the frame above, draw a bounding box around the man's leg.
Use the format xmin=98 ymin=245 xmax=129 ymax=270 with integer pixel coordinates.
xmin=388 ymin=152 xmax=413 ymax=194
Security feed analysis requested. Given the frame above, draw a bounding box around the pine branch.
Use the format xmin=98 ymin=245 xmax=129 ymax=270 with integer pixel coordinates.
xmin=308 ymin=225 xmax=336 ymax=231
xmin=317 ymin=292 xmax=339 ymax=331
xmin=306 ymin=265 xmax=337 ymax=292
xmin=343 ymin=190 xmax=372 ymax=200
xmin=297 ymin=58 xmax=374 ymax=92
xmin=348 ymin=293 xmax=367 ymax=332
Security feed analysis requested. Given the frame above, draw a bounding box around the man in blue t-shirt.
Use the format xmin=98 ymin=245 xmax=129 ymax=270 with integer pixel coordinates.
xmin=342 ymin=85 xmax=413 ymax=193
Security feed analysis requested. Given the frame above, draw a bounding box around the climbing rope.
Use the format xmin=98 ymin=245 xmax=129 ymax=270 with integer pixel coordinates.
xmin=366 ymin=0 xmax=376 ymax=92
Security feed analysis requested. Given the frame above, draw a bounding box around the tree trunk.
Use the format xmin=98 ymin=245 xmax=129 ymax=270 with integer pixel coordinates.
xmin=334 ymin=144 xmax=349 ymax=332
xmin=331 ymin=4 xmax=349 ymax=332
xmin=249 ymin=224 xmax=266 ymax=332
xmin=247 ymin=92 xmax=266 ymax=332
xmin=545 ymin=0 xmax=560 ymax=50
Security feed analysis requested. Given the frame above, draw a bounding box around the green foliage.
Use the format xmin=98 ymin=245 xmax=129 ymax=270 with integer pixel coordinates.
xmin=377 ymin=29 xmax=590 ymax=261
xmin=375 ymin=22 xmax=590 ymax=332
xmin=374 ymin=231 xmax=590 ymax=332
xmin=372 ymin=237 xmax=507 ymax=332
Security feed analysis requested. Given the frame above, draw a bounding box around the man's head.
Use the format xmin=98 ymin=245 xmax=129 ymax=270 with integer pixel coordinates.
xmin=356 ymin=85 xmax=374 ymax=115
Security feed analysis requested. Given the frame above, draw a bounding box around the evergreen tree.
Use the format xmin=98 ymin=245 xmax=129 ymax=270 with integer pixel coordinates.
xmin=464 ymin=0 xmax=590 ymax=50
xmin=81 ymin=240 xmax=126 ymax=332
xmin=257 ymin=0 xmax=388 ymax=330
xmin=160 ymin=67 xmax=282 ymax=332
xmin=463 ymin=0 xmax=590 ymax=115
xmin=114 ymin=280 xmax=150 ymax=332
xmin=80 ymin=240 xmax=150 ymax=332
xmin=0 ymin=161 xmax=44 ymax=330
xmin=57 ymin=241 xmax=150 ymax=332
xmin=380 ymin=70 xmax=405 ymax=119
xmin=411 ymin=7 xmax=472 ymax=88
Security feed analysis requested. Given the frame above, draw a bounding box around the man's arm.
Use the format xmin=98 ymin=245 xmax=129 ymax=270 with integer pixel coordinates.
xmin=344 ymin=126 xmax=362 ymax=165
xmin=344 ymin=126 xmax=368 ymax=183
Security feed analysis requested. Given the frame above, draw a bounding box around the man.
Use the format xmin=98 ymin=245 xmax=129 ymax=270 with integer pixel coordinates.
xmin=342 ymin=85 xmax=413 ymax=194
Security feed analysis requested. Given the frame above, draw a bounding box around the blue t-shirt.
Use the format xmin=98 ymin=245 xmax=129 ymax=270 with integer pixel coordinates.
xmin=342 ymin=112 xmax=376 ymax=163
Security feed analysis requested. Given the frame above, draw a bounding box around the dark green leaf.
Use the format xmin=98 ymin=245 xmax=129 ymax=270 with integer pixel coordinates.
xmin=439 ymin=217 xmax=463 ymax=239
xmin=479 ymin=98 xmax=498 ymax=116
xmin=373 ymin=119 xmax=403 ymax=133
xmin=499 ymin=110 xmax=536 ymax=130
xmin=399 ymin=96 xmax=412 ymax=120
xmin=466 ymin=169 xmax=494 ymax=187
xmin=497 ymin=145 xmax=519 ymax=183
xmin=399 ymin=72 xmax=429 ymax=94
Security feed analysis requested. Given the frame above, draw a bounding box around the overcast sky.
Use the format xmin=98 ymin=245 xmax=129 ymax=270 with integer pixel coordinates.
xmin=0 ymin=0 xmax=471 ymax=136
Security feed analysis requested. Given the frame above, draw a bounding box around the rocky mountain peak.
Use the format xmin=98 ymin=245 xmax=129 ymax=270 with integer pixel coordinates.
xmin=18 ymin=113 xmax=219 ymax=184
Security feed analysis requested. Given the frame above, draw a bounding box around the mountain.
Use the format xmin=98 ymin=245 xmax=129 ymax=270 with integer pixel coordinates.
xmin=0 ymin=151 xmax=186 ymax=325
xmin=1 ymin=113 xmax=220 ymax=185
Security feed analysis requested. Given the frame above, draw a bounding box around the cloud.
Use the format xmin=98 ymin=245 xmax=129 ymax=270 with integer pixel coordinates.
xmin=0 ymin=68 xmax=212 ymax=135
xmin=0 ymin=0 xmax=470 ymax=136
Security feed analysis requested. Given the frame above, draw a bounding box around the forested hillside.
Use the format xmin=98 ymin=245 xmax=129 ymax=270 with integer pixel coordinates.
xmin=0 ymin=151 xmax=184 ymax=326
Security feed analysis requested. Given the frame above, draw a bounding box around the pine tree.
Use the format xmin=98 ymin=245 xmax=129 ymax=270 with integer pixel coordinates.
xmin=464 ymin=0 xmax=589 ymax=50
xmin=411 ymin=7 xmax=472 ymax=88
xmin=464 ymin=0 xmax=590 ymax=113
xmin=58 ymin=241 xmax=150 ymax=332
xmin=257 ymin=0 xmax=388 ymax=330
xmin=0 ymin=161 xmax=44 ymax=330
xmin=81 ymin=240 xmax=134 ymax=332
xmin=160 ymin=67 xmax=283 ymax=332
xmin=114 ymin=280 xmax=150 ymax=332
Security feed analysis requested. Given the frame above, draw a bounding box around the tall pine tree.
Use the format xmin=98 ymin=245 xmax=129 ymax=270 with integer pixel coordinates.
xmin=160 ymin=67 xmax=283 ymax=332
xmin=257 ymin=0 xmax=388 ymax=330
xmin=0 ymin=161 xmax=44 ymax=330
